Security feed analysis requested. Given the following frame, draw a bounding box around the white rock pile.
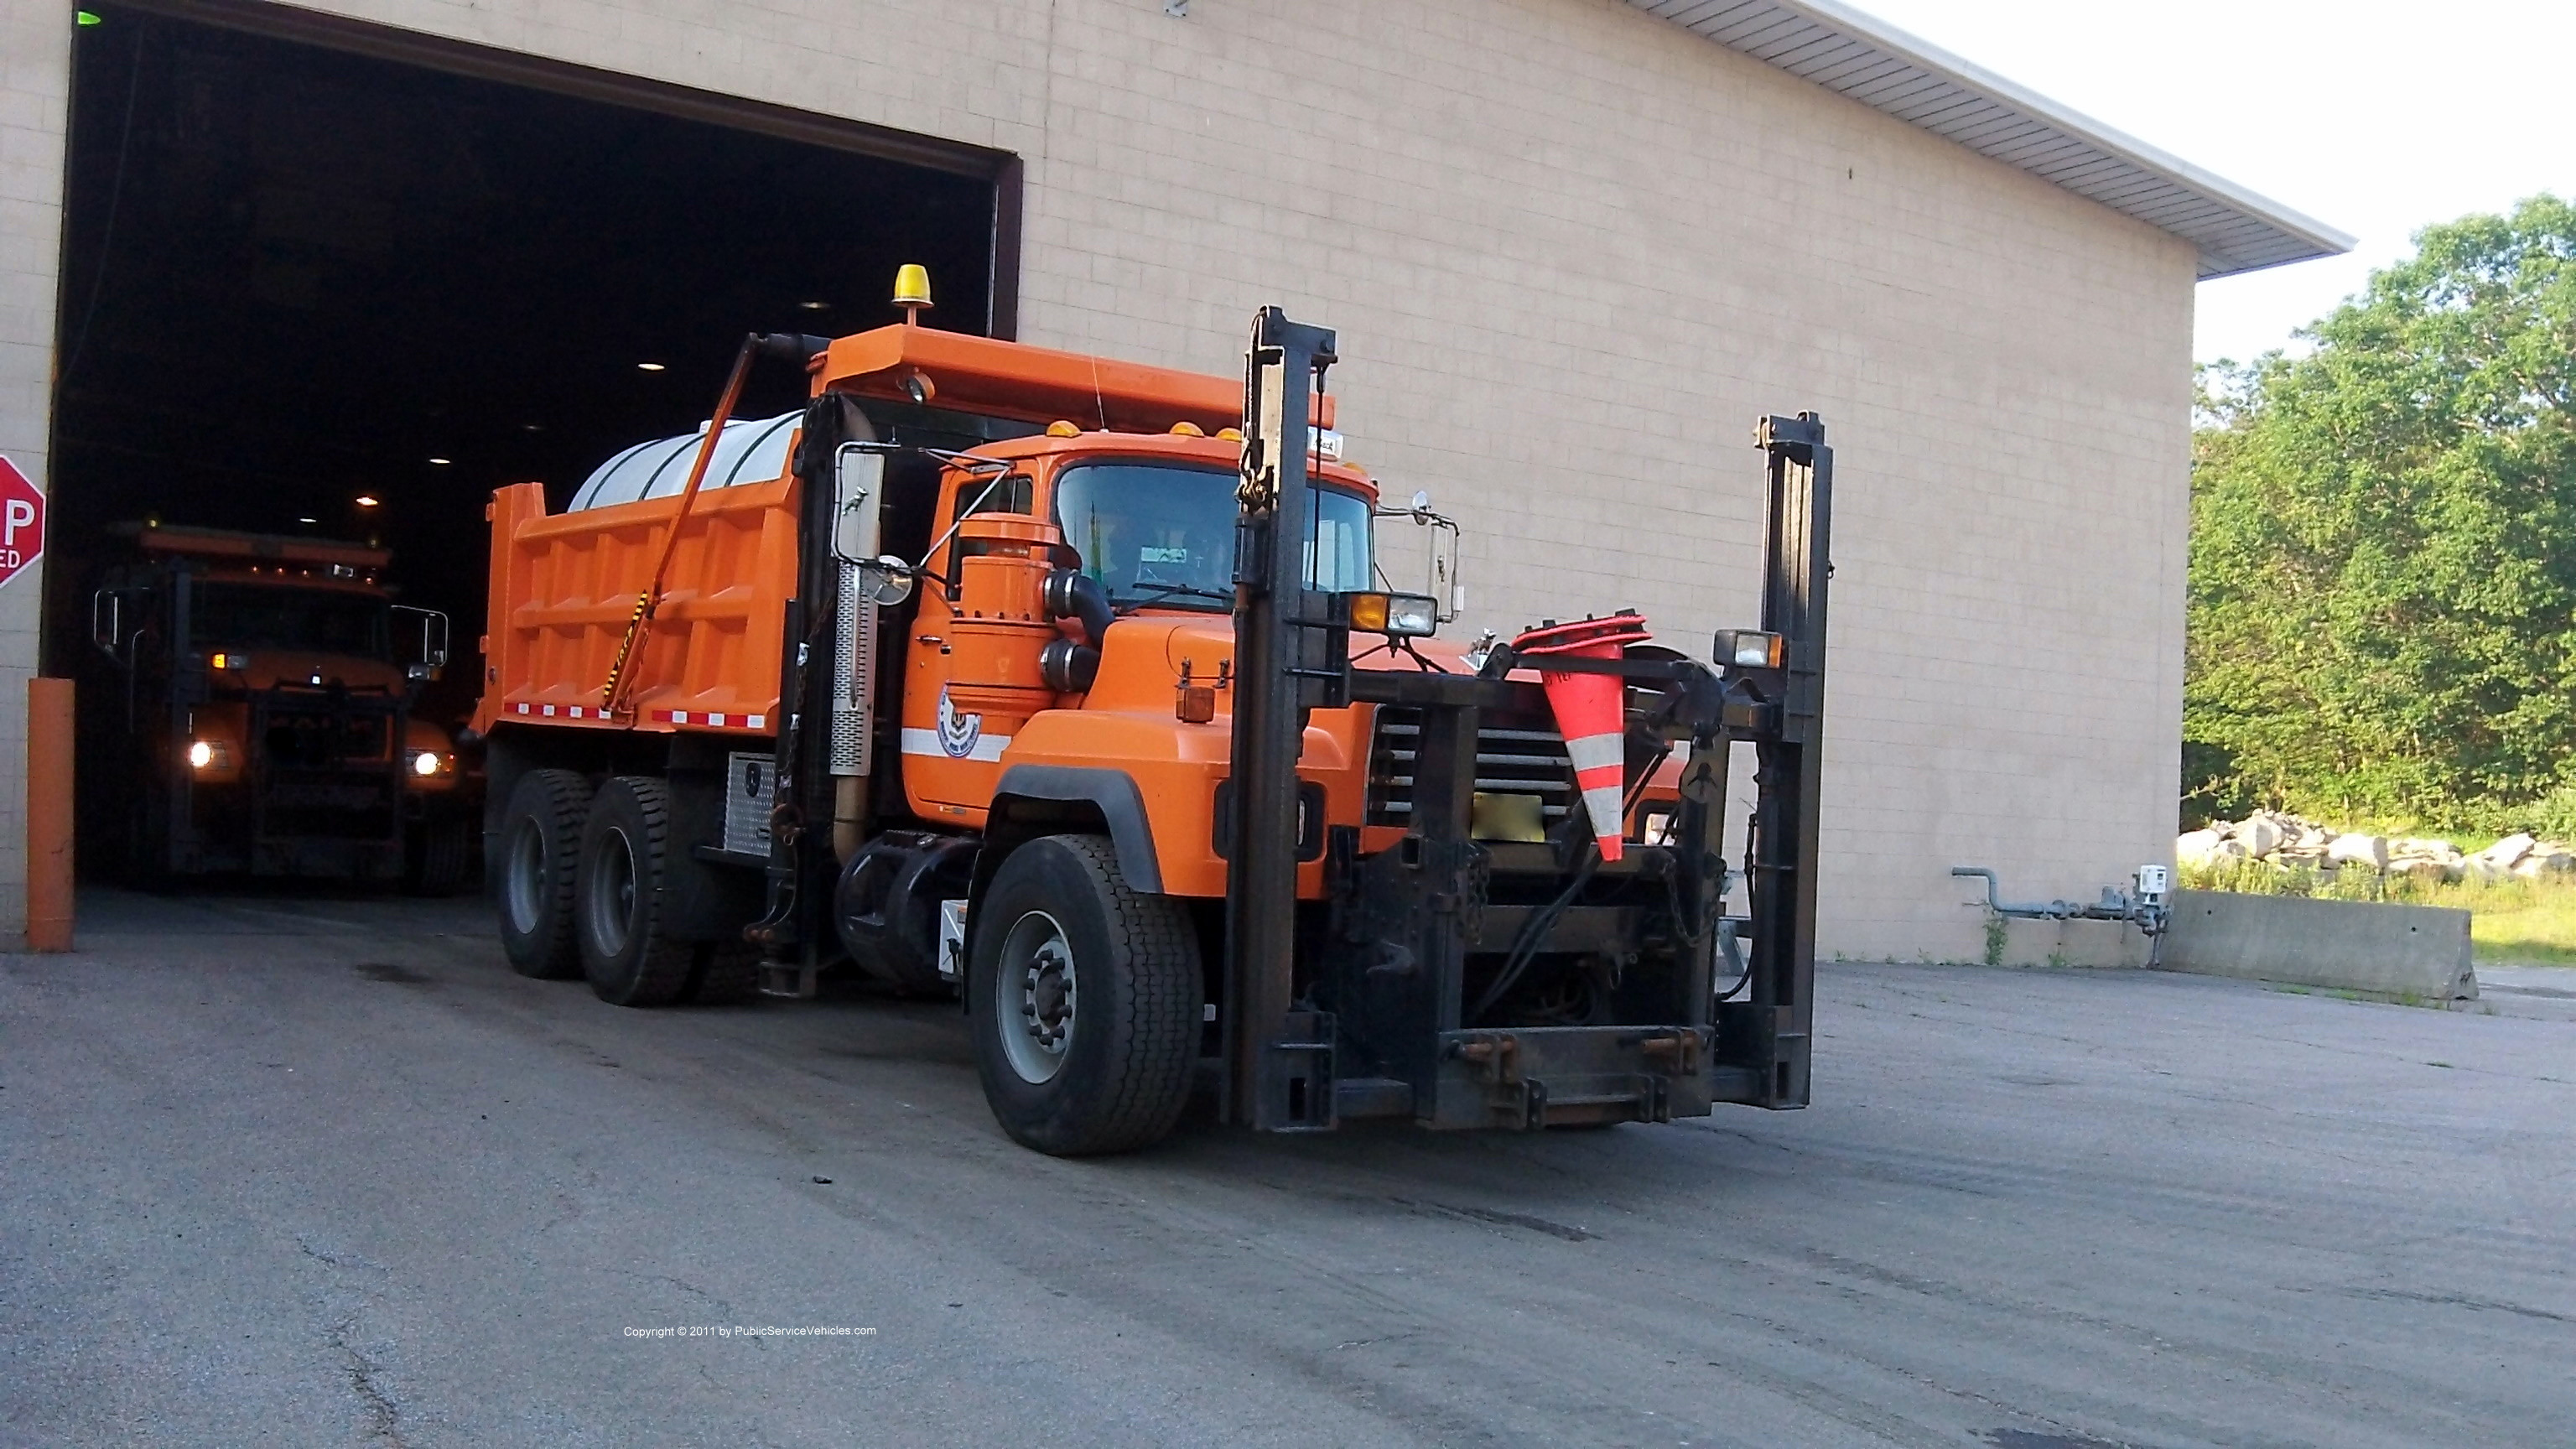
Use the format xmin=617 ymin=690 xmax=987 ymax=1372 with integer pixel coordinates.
xmin=2176 ymin=811 xmax=2576 ymax=884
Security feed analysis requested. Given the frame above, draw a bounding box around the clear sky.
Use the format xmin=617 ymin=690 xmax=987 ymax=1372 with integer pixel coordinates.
xmin=1841 ymin=0 xmax=2576 ymax=365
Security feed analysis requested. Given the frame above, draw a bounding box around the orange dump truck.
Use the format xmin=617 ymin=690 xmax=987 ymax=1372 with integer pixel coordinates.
xmin=86 ymin=524 xmax=470 ymax=891
xmin=475 ymin=270 xmax=1831 ymax=1155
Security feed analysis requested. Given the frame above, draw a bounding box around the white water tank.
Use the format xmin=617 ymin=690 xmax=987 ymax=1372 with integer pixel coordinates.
xmin=565 ymin=411 xmax=803 ymax=511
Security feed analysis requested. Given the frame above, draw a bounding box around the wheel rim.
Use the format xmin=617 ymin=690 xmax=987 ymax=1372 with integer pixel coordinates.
xmin=996 ymin=909 xmax=1077 ymax=1084
xmin=504 ymin=818 xmax=548 ymax=934
xmin=584 ymin=826 xmax=638 ymax=959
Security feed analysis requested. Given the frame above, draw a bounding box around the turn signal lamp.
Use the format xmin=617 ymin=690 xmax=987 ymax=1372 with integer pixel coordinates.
xmin=1715 ymin=629 xmax=1785 ymax=669
xmin=1170 ymin=421 xmax=1205 ymax=437
xmin=1216 ymin=428 xmax=1244 ymax=441
xmin=210 ymin=652 xmax=247 ymax=671
xmin=892 ymin=263 xmax=934 ymax=319
xmin=1340 ymin=591 xmax=1439 ymax=638
xmin=1046 ymin=420 xmax=1081 ymax=438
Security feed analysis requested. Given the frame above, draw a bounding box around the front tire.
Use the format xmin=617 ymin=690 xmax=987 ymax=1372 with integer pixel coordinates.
xmin=496 ymin=769 xmax=589 ymax=978
xmin=575 ymin=776 xmax=700 ymax=1007
xmin=406 ymin=814 xmax=471 ymax=897
xmin=968 ymin=834 xmax=1201 ymax=1156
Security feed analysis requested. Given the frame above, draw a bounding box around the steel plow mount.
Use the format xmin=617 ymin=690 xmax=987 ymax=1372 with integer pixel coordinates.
xmin=1221 ymin=304 xmax=1832 ymax=1135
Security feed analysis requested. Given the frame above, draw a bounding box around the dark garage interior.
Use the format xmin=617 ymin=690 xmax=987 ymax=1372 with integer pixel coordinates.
xmin=50 ymin=2 xmax=1008 ymax=875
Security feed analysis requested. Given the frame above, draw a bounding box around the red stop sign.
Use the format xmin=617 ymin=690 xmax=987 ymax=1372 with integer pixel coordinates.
xmin=0 ymin=455 xmax=42 ymax=589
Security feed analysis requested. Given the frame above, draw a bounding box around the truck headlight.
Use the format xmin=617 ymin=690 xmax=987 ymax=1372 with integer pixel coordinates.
xmin=413 ymin=750 xmax=446 ymax=777
xmin=1340 ymin=591 xmax=1439 ymax=638
xmin=1714 ymin=629 xmax=1784 ymax=669
xmin=187 ymin=740 xmax=233 ymax=771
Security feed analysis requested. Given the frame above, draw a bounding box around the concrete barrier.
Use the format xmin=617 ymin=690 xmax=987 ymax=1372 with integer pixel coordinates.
xmin=2160 ymin=890 xmax=2477 ymax=1000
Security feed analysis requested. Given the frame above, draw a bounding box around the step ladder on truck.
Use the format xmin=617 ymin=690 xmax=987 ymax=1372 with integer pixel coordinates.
xmin=472 ymin=267 xmax=1830 ymax=1155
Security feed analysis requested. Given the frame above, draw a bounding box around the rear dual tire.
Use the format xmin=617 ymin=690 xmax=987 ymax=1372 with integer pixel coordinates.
xmin=496 ymin=768 xmax=589 ymax=979
xmin=498 ymin=771 xmax=753 ymax=1005
xmin=571 ymin=776 xmax=711 ymax=1005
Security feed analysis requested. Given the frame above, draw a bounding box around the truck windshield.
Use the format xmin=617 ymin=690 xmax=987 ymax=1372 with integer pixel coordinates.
xmin=1053 ymin=460 xmax=1371 ymax=610
xmin=192 ymin=584 xmax=392 ymax=658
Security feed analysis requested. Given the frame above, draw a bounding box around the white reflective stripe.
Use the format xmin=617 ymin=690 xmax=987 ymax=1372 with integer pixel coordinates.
xmin=1579 ymin=782 xmax=1624 ymax=834
xmin=1563 ymin=732 xmax=1623 ymax=774
xmin=709 ymin=713 xmax=729 ymax=726
xmin=746 ymin=714 xmax=766 ymax=729
xmin=541 ymin=704 xmax=557 ymax=717
xmin=515 ymin=703 xmax=531 ymax=714
xmin=901 ymin=726 xmax=1012 ymax=763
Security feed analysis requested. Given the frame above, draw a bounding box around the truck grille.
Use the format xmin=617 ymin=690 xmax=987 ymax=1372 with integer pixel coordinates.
xmin=262 ymin=708 xmax=390 ymax=766
xmin=1365 ymin=707 xmax=1575 ymax=827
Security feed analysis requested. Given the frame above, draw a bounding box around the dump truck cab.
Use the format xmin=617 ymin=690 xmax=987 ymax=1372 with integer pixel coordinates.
xmin=476 ymin=270 xmax=1826 ymax=1156
xmin=901 ymin=428 xmax=1379 ymax=886
xmin=85 ymin=524 xmax=470 ymax=890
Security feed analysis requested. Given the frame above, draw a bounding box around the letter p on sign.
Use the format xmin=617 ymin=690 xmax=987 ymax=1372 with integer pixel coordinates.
xmin=0 ymin=456 xmax=44 ymax=589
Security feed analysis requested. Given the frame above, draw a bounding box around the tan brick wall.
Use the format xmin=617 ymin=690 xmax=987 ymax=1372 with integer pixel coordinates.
xmin=0 ymin=0 xmax=2195 ymax=961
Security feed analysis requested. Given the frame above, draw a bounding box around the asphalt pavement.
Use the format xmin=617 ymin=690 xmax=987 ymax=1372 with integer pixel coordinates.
xmin=3 ymin=888 xmax=2569 ymax=1448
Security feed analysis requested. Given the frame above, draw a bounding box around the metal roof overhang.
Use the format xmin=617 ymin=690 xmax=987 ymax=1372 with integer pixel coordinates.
xmin=1625 ymin=0 xmax=2354 ymax=278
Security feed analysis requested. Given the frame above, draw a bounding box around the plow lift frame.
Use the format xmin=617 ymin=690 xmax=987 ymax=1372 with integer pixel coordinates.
xmin=1228 ymin=306 xmax=1831 ymax=1131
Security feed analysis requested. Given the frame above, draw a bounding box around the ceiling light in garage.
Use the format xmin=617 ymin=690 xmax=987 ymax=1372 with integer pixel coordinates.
xmin=354 ymin=495 xmax=380 ymax=508
xmin=428 ymin=457 xmax=450 ymax=465
xmin=297 ymin=516 xmax=317 ymax=525
xmin=798 ymin=300 xmax=828 ymax=310
xmin=636 ymin=361 xmax=666 ymax=372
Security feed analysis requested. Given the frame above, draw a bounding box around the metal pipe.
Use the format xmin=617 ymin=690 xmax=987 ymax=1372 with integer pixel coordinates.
xmin=1950 ymin=865 xmax=2168 ymax=937
xmin=1950 ymin=865 xmax=2085 ymax=921
xmin=832 ymin=777 xmax=867 ymax=864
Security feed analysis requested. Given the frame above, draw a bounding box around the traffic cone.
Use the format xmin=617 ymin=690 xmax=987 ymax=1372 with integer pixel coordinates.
xmin=1511 ymin=612 xmax=1651 ymax=862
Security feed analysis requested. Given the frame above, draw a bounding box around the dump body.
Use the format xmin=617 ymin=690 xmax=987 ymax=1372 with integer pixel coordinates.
xmin=475 ymin=300 xmax=1825 ymax=1153
xmin=479 ymin=470 xmax=797 ymax=737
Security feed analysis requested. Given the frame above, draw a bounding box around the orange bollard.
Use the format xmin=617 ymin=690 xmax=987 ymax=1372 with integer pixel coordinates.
xmin=1511 ymin=613 xmax=1651 ymax=862
xmin=27 ymin=676 xmax=73 ymax=952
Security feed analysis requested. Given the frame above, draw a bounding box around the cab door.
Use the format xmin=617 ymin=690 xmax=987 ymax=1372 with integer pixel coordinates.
xmin=900 ymin=467 xmax=1056 ymax=823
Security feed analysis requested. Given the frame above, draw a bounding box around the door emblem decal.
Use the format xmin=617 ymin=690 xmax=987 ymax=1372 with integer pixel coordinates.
xmin=936 ymin=685 xmax=983 ymax=760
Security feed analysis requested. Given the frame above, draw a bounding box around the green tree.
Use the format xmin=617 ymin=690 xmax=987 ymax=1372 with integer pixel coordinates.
xmin=2187 ymin=195 xmax=2576 ymax=826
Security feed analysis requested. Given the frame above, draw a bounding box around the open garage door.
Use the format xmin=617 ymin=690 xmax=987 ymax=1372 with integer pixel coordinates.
xmin=51 ymin=1 xmax=1014 ymax=880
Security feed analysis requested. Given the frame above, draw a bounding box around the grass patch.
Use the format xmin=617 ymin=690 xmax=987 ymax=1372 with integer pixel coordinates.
xmin=2179 ymin=857 xmax=2576 ymax=964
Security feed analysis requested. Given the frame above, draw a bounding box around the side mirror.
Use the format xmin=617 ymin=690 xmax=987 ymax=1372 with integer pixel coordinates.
xmin=392 ymin=605 xmax=449 ymax=673
xmin=832 ymin=444 xmax=885 ymax=565
xmin=1429 ymin=515 xmax=1462 ymax=623
xmin=91 ymin=589 xmax=124 ymax=660
xmin=854 ymin=554 xmax=916 ymax=607
xmin=1374 ymin=489 xmax=1465 ymax=625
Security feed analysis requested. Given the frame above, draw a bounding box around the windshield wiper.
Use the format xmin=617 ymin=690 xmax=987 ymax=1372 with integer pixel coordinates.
xmin=1113 ymin=583 xmax=1233 ymax=613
